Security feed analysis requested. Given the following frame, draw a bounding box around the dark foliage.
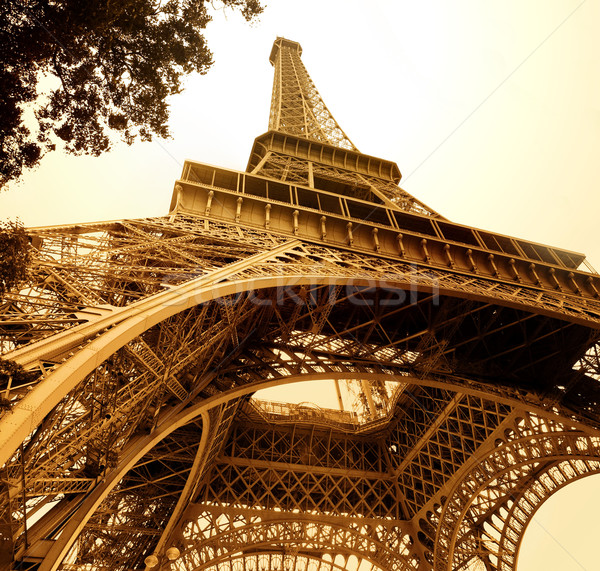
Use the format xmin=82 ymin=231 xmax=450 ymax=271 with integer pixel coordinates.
xmin=0 ymin=358 xmax=37 ymax=404
xmin=0 ymin=0 xmax=263 ymax=187
xmin=0 ymin=220 xmax=32 ymax=297
xmin=0 ymin=221 xmax=34 ymax=407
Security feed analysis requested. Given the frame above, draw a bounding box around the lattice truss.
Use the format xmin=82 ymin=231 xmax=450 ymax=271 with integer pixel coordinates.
xmin=172 ymin=405 xmax=600 ymax=571
xmin=0 ymin=217 xmax=284 ymax=358
xmin=249 ymin=151 xmax=439 ymax=217
xmin=1 ymin=211 xmax=600 ymax=571
xmin=269 ymin=39 xmax=357 ymax=151
xmin=261 ymin=39 xmax=440 ymax=217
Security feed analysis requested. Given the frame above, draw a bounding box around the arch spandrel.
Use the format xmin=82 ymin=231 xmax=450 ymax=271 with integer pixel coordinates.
xmin=431 ymin=412 xmax=600 ymax=570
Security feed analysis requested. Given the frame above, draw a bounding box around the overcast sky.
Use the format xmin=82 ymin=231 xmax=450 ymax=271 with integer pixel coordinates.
xmin=1 ymin=1 xmax=599 ymax=569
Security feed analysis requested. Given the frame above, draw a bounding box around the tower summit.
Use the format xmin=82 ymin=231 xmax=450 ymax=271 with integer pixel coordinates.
xmin=1 ymin=38 xmax=600 ymax=571
xmin=268 ymin=37 xmax=357 ymax=150
xmin=248 ymin=37 xmax=441 ymax=217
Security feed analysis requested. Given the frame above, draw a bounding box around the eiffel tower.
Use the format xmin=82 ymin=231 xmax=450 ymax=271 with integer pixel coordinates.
xmin=2 ymin=37 xmax=600 ymax=571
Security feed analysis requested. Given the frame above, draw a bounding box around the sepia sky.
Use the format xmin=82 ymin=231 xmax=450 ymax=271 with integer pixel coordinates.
xmin=1 ymin=1 xmax=599 ymax=568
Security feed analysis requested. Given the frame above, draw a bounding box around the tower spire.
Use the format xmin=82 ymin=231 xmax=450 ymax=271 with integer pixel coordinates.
xmin=249 ymin=37 xmax=441 ymax=217
xmin=268 ymin=37 xmax=357 ymax=150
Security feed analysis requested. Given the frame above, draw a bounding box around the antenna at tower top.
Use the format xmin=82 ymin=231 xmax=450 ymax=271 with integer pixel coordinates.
xmin=267 ymin=37 xmax=357 ymax=150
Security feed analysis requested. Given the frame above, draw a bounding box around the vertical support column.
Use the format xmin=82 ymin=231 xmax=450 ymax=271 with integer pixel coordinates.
xmin=361 ymin=380 xmax=377 ymax=419
xmin=334 ymin=380 xmax=345 ymax=412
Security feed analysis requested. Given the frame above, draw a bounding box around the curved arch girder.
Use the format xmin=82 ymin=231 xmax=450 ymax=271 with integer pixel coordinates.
xmin=433 ymin=412 xmax=600 ymax=570
xmin=178 ymin=512 xmax=417 ymax=571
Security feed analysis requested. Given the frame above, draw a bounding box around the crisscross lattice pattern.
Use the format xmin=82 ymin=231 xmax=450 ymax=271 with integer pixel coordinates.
xmin=269 ymin=38 xmax=357 ymax=150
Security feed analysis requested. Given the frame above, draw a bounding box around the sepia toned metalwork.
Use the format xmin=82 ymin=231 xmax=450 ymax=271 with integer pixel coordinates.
xmin=1 ymin=37 xmax=600 ymax=571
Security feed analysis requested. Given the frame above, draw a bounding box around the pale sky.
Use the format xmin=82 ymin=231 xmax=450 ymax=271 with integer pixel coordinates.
xmin=1 ymin=1 xmax=600 ymax=569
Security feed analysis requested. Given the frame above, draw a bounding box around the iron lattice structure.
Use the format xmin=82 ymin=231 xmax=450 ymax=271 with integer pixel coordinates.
xmin=1 ymin=37 xmax=600 ymax=571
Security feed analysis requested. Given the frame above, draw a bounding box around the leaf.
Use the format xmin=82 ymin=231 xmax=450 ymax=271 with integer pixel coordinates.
xmin=0 ymin=0 xmax=264 ymax=188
